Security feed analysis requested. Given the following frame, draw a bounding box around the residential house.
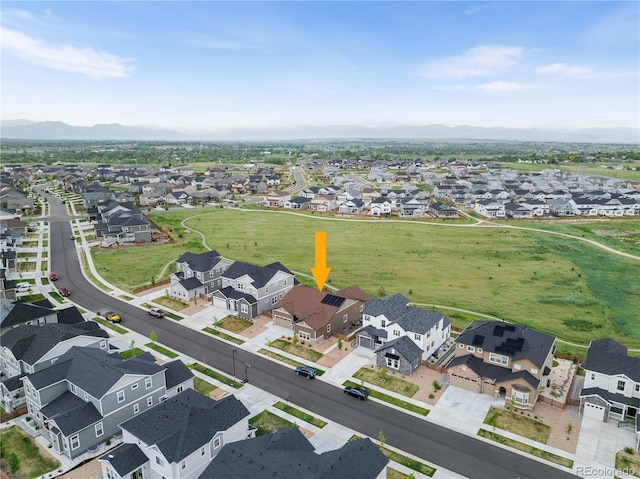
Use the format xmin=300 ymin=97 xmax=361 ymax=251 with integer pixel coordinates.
xmin=447 ymin=320 xmax=555 ymax=409
xmin=212 ymin=261 xmax=297 ymax=319
xmin=200 ymin=427 xmax=388 ymax=479
xmin=369 ymin=198 xmax=394 ymax=216
xmin=338 ymin=198 xmax=365 ymax=214
xmin=170 ymin=251 xmax=232 ymax=300
xmin=504 ymin=202 xmax=533 ymax=219
xmin=579 ymin=339 xmax=640 ymax=440
xmin=284 ymin=197 xmax=312 ymax=210
xmin=429 ymin=202 xmax=459 ymax=218
xmin=398 ymin=198 xmax=425 ymax=218
xmin=474 ymin=199 xmax=506 ymax=218
xmin=262 ymin=191 xmax=292 ymax=208
xmin=0 ymin=299 xmax=60 ymax=332
xmin=374 ymin=336 xmax=423 ymax=376
xmin=99 ymin=389 xmax=251 ymax=479
xmin=23 ymin=347 xmax=194 ymax=460
xmin=272 ymin=285 xmax=370 ymax=343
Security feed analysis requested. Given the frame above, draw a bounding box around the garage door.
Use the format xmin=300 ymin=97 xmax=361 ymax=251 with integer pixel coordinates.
xmin=584 ymin=402 xmax=606 ymax=421
xmin=358 ymin=336 xmax=372 ymax=349
xmin=212 ymin=297 xmax=227 ymax=309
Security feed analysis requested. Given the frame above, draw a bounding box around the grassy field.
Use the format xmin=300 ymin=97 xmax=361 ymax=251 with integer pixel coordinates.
xmin=0 ymin=426 xmax=60 ymax=478
xmin=248 ymin=410 xmax=294 ymax=436
xmin=484 ymin=406 xmax=551 ymax=444
xmin=92 ymin=209 xmax=640 ymax=349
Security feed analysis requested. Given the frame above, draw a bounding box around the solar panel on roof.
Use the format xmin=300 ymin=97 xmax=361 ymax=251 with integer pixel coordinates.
xmin=504 ymin=324 xmax=516 ymax=332
xmin=472 ymin=334 xmax=485 ymax=346
xmin=321 ymin=294 xmax=346 ymax=307
xmin=493 ymin=325 xmax=504 ymax=337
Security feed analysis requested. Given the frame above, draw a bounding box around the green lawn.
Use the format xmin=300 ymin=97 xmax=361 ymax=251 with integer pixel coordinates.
xmin=353 ymin=367 xmax=419 ymax=398
xmin=379 ymin=447 xmax=436 ymax=477
xmin=271 ymin=339 xmax=323 ymax=362
xmin=120 ymin=347 xmax=146 ymax=360
xmin=0 ymin=426 xmax=60 ymax=478
xmin=93 ymin=317 xmax=127 ymax=334
xmin=190 ymin=363 xmax=242 ymax=389
xmin=90 ymin=209 xmax=640 ymax=349
xmin=218 ymin=315 xmax=253 ymax=333
xmin=193 ymin=377 xmax=216 ymax=397
xmin=484 ymin=406 xmax=551 ymax=444
xmin=477 ymin=429 xmax=574 ymax=469
xmin=145 ymin=342 xmax=179 ymax=358
xmin=249 ymin=410 xmax=294 ymax=436
xmin=273 ymin=401 xmax=327 ymax=428
xmin=202 ymin=327 xmax=245 ymax=344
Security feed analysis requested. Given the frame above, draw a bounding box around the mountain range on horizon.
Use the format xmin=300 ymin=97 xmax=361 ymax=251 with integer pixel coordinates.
xmin=1 ymin=119 xmax=638 ymax=144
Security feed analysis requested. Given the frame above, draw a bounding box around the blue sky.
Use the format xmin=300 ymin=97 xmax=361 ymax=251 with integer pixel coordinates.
xmin=1 ymin=1 xmax=638 ymax=130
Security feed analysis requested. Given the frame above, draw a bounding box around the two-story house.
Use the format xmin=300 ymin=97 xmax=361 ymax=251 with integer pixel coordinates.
xmin=272 ymin=285 xmax=371 ymax=343
xmin=22 ymin=347 xmax=194 ymax=460
xmin=169 ymin=250 xmax=233 ymax=301
xmin=580 ymin=338 xmax=640 ymax=431
xmin=447 ymin=320 xmax=555 ymax=409
xmin=0 ymin=322 xmax=109 ymax=411
xmin=99 ymin=389 xmax=251 ymax=479
xmin=0 ymin=299 xmax=61 ymax=333
xmin=211 ymin=261 xmax=297 ymax=320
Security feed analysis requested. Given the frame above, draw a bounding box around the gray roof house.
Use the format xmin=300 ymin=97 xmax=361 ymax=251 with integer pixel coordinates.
xmin=212 ymin=261 xmax=297 ymax=320
xmin=99 ymin=389 xmax=251 ymax=479
xmin=374 ymin=336 xmax=423 ymax=376
xmin=22 ymin=347 xmax=194 ymax=460
xmin=170 ymin=250 xmax=233 ymax=300
xmin=200 ymin=427 xmax=388 ymax=479
xmin=579 ymin=338 xmax=640 ymax=449
xmin=0 ymin=299 xmax=60 ymax=332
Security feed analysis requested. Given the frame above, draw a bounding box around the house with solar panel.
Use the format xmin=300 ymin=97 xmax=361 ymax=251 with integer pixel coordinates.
xmin=21 ymin=346 xmax=194 ymax=460
xmin=272 ymin=285 xmax=371 ymax=343
xmin=99 ymin=389 xmax=251 ymax=479
xmin=211 ymin=261 xmax=297 ymax=320
xmin=447 ymin=320 xmax=555 ymax=409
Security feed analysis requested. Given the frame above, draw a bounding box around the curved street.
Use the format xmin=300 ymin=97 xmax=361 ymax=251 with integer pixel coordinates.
xmin=46 ymin=192 xmax=578 ymax=479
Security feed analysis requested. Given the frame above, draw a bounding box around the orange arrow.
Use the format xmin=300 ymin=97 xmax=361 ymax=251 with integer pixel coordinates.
xmin=310 ymin=231 xmax=331 ymax=291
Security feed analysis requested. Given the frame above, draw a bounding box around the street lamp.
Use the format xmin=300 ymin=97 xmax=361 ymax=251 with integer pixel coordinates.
xmin=232 ymin=349 xmax=238 ymax=381
xmin=244 ymin=363 xmax=251 ymax=383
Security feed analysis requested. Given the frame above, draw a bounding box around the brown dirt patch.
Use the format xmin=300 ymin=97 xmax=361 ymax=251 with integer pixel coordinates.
xmin=60 ymin=459 xmax=99 ymax=479
xmin=239 ymin=315 xmax=272 ymax=339
xmin=531 ymin=402 xmax=581 ymax=453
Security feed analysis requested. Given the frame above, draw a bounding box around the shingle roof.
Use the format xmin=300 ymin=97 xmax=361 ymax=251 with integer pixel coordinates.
xmin=216 ymin=286 xmax=257 ymax=304
xmin=99 ymin=443 xmax=148 ymax=477
xmin=393 ymin=308 xmax=450 ymax=334
xmin=164 ymin=360 xmax=194 ymax=390
xmin=455 ymin=320 xmax=554 ymax=368
xmin=363 ymin=293 xmax=411 ymax=319
xmin=175 ymin=251 xmax=222 ymax=273
xmin=375 ymin=336 xmax=423 ymax=363
xmin=179 ymin=277 xmax=203 ymax=291
xmin=119 ymin=389 xmax=249 ymax=463
xmin=584 ymin=338 xmax=640 ymax=381
xmin=580 ymin=387 xmax=640 ymax=408
xmin=26 ymin=346 xmax=164 ymax=398
xmin=222 ymin=261 xmax=293 ymax=289
xmin=200 ymin=427 xmax=388 ymax=479
xmin=0 ymin=299 xmax=56 ymax=329
xmin=55 ymin=306 xmax=86 ymax=325
xmin=448 ymin=354 xmax=540 ymax=389
xmin=40 ymin=391 xmax=102 ymax=435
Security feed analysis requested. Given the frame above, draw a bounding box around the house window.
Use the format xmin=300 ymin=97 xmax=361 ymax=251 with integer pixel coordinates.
xmin=427 ymin=330 xmax=431 ymax=338
xmin=100 ymin=340 xmax=107 ymax=350
xmin=279 ymin=293 xmax=283 ymax=300
xmin=84 ymin=392 xmax=89 ymax=400
xmin=238 ymin=283 xmax=244 ymax=290
xmin=514 ymin=364 xmax=521 ymax=370
xmin=467 ymin=345 xmax=475 ymax=352
xmin=70 ymin=435 xmax=80 ymax=450
xmin=117 ymin=390 xmax=125 ymax=403
xmin=214 ymin=436 xmax=222 ymax=449
xmin=617 ymin=380 xmax=625 ymax=391
xmin=381 ymin=320 xmax=387 ymax=328
xmin=271 ymin=296 xmax=278 ymax=305
xmin=95 ymin=422 xmax=104 ymax=437
xmin=156 ymin=456 xmax=164 ymax=467
xmin=147 ymin=397 xmax=153 ymax=407
xmin=265 ymin=286 xmax=269 ymax=293
xmin=478 ymin=348 xmax=483 ymax=353
xmin=177 ymin=386 xmax=183 ymax=393
xmin=298 ymin=331 xmax=310 ymax=341
xmin=145 ymin=378 xmax=152 ymax=389
xmin=511 ymin=389 xmax=530 ymax=405
xmin=131 ymin=383 xmax=139 ymax=391
xmin=459 ymin=344 xmax=464 ymax=348
xmin=489 ymin=353 xmax=508 ymax=366
xmin=133 ymin=403 xmax=139 ymax=414
xmin=327 ymin=324 xmax=331 ymax=333
xmin=386 ymin=357 xmax=399 ymax=369
xmin=636 ymin=384 xmax=640 ymax=392
xmin=131 ymin=468 xmax=143 ymax=479
xmin=531 ymin=368 xmax=538 ymax=375
xmin=181 ymin=460 xmax=186 ymax=470
xmin=105 ymin=467 xmax=118 ymax=479
xmin=393 ymin=330 xmax=400 ymax=337
xmin=591 ymin=373 xmax=596 ymax=381
xmin=241 ymin=304 xmax=248 ymax=313
xmin=284 ymin=279 xmax=288 ymax=286
xmin=70 ymin=384 xmax=77 ymax=394
xmin=415 ymin=334 xmax=421 ymax=341
xmin=343 ymin=314 xmax=348 ymax=323
xmin=200 ymin=446 xmax=206 ymax=456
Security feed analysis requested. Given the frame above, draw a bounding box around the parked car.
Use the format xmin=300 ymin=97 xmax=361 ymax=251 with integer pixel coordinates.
xmin=344 ymin=386 xmax=368 ymax=400
xmin=70 ymin=235 xmax=76 ymax=240
xmin=16 ymin=283 xmax=31 ymax=293
xmin=104 ymin=311 xmax=121 ymax=323
xmin=59 ymin=286 xmax=71 ymax=297
xmin=49 ymin=272 xmax=59 ymax=281
xmin=148 ymin=308 xmax=165 ymax=318
xmin=295 ymin=366 xmax=317 ymax=379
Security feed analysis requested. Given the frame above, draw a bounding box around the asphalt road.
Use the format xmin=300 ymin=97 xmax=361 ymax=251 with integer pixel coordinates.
xmin=46 ymin=192 xmax=578 ymax=479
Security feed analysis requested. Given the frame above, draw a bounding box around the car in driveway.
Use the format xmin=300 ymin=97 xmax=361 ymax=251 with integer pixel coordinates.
xmin=148 ymin=308 xmax=165 ymax=318
xmin=104 ymin=311 xmax=121 ymax=323
xmin=16 ymin=283 xmax=31 ymax=293
xmin=59 ymin=286 xmax=71 ymax=297
xmin=344 ymin=386 xmax=368 ymax=400
xmin=49 ymin=272 xmax=59 ymax=281
xmin=295 ymin=366 xmax=317 ymax=379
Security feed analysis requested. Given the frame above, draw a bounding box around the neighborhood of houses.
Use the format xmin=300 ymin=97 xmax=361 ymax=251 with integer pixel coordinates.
xmin=1 ymin=159 xmax=639 ymax=478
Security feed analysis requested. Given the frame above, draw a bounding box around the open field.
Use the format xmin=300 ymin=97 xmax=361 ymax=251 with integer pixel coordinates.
xmin=495 ymin=161 xmax=640 ymax=182
xmin=92 ymin=209 xmax=640 ymax=349
xmin=0 ymin=426 xmax=60 ymax=478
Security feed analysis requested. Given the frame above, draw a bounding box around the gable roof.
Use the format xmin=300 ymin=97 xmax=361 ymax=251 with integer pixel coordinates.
xmin=99 ymin=443 xmax=148 ymax=477
xmin=363 ymin=293 xmax=411 ymax=320
xmin=175 ymin=250 xmax=222 ymax=272
xmin=0 ymin=299 xmax=57 ymax=329
xmin=163 ymin=359 xmax=194 ymax=389
xmin=375 ymin=336 xmax=423 ymax=363
xmin=455 ymin=320 xmax=555 ymax=368
xmin=40 ymin=391 xmax=103 ymax=435
xmin=119 ymin=389 xmax=249 ymax=464
xmin=222 ymin=261 xmax=294 ymax=289
xmin=392 ymin=308 xmax=450 ymax=334
xmin=200 ymin=427 xmax=388 ymax=479
xmin=448 ymin=354 xmax=540 ymax=389
xmin=584 ymin=338 xmax=640 ymax=381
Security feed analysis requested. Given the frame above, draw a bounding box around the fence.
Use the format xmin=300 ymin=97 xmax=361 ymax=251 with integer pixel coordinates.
xmin=422 ymin=361 xmax=446 ymax=373
xmin=0 ymin=404 xmax=27 ymax=423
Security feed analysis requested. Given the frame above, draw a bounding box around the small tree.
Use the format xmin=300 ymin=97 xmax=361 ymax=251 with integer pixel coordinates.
xmin=337 ymin=337 xmax=343 ymax=351
xmin=129 ymin=339 xmax=136 ymax=353
xmin=149 ymin=330 xmax=157 ymax=346
xmin=292 ymin=334 xmax=299 ymax=346
xmin=265 ymin=338 xmax=273 ymax=350
xmin=379 ymin=367 xmax=388 ymax=381
xmin=378 ymin=286 xmax=386 ymax=298
xmin=509 ymin=397 xmax=515 ymax=414
xmin=377 ymin=430 xmax=386 ymax=450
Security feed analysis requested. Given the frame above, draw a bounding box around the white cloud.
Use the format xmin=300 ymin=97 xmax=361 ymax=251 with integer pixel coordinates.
xmin=476 ymin=81 xmax=544 ymax=92
xmin=419 ymin=45 xmax=526 ymax=79
xmin=6 ymin=9 xmax=34 ymax=20
xmin=536 ymin=63 xmax=591 ymax=77
xmin=0 ymin=27 xmax=134 ymax=79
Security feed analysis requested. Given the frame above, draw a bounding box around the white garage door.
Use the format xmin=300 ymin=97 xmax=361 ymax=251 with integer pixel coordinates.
xmin=212 ymin=297 xmax=227 ymax=309
xmin=584 ymin=402 xmax=606 ymax=421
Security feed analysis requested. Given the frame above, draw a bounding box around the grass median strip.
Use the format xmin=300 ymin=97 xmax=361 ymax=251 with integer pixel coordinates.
xmin=477 ymin=429 xmax=574 ymax=469
xmin=273 ymin=401 xmax=327 ymax=428
xmin=93 ymin=317 xmax=127 ymax=334
xmin=145 ymin=342 xmax=178 ymax=359
xmin=189 ymin=363 xmax=242 ymax=389
xmin=120 ymin=348 xmax=146 ymax=360
xmin=380 ymin=447 xmax=436 ymax=477
xmin=202 ymin=327 xmax=245 ymax=345
xmin=258 ymin=349 xmax=325 ymax=376
xmin=342 ymin=380 xmax=429 ymax=416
